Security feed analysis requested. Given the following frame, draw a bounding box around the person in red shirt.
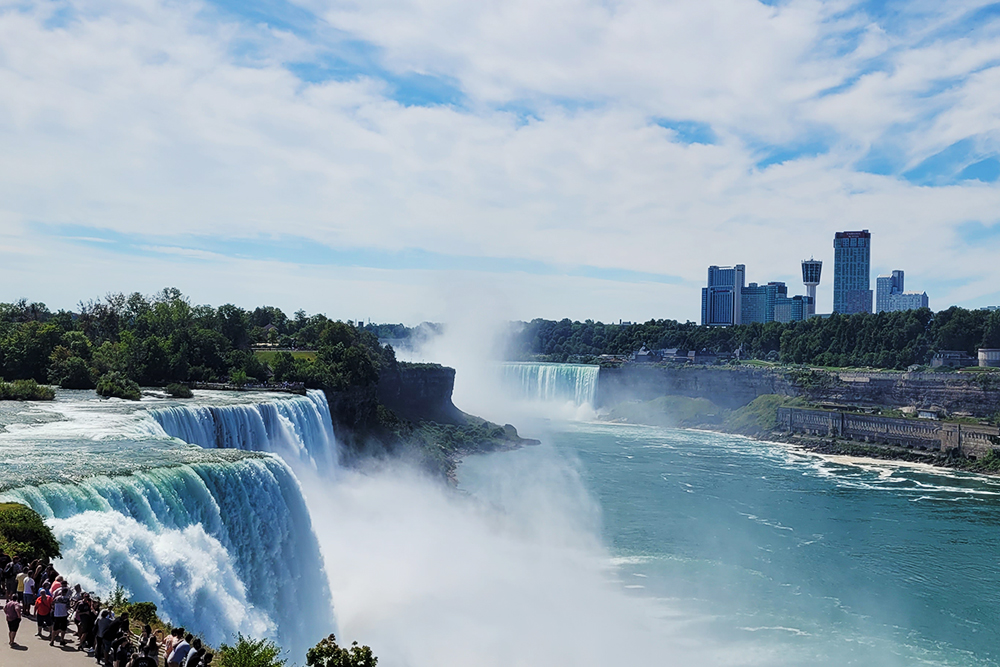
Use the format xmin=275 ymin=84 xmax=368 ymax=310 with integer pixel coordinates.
xmin=4 ymin=596 xmax=22 ymax=647
xmin=34 ymin=589 xmax=52 ymax=639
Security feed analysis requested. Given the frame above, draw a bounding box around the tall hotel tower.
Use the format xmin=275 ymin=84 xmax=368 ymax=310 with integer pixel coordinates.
xmin=833 ymin=230 xmax=872 ymax=314
xmin=801 ymin=259 xmax=822 ymax=317
xmin=701 ymin=264 xmax=746 ymax=326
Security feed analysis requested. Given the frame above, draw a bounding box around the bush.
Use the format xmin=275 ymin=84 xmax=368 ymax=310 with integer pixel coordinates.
xmin=0 ymin=503 xmax=61 ymax=559
xmin=306 ymin=634 xmax=378 ymax=667
xmin=96 ymin=371 xmax=141 ymax=401
xmin=166 ymin=383 xmax=194 ymax=398
xmin=217 ymin=635 xmax=285 ymax=667
xmin=0 ymin=378 xmax=55 ymax=401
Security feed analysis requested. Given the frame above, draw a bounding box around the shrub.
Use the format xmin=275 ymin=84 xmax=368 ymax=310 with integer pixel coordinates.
xmin=166 ymin=383 xmax=194 ymax=398
xmin=0 ymin=379 xmax=56 ymax=401
xmin=96 ymin=371 xmax=141 ymax=401
xmin=0 ymin=503 xmax=61 ymax=559
xmin=306 ymin=634 xmax=378 ymax=667
xmin=217 ymin=634 xmax=285 ymax=667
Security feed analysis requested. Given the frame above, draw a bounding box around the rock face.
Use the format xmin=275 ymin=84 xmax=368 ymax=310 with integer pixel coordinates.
xmin=598 ymin=366 xmax=1000 ymax=418
xmin=597 ymin=366 xmax=798 ymax=410
xmin=377 ymin=362 xmax=464 ymax=425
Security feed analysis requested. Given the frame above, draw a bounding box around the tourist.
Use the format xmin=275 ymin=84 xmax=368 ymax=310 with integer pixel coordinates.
xmin=95 ymin=609 xmax=112 ymax=663
xmin=51 ymin=584 xmax=70 ymax=645
xmin=21 ymin=571 xmax=35 ymax=618
xmin=167 ymin=632 xmax=193 ymax=667
xmin=78 ymin=598 xmax=97 ymax=652
xmin=4 ymin=594 xmax=21 ymax=647
xmin=104 ymin=612 xmax=130 ymax=667
xmin=34 ymin=586 xmax=52 ymax=638
xmin=183 ymin=638 xmax=203 ymax=667
xmin=162 ymin=628 xmax=180 ymax=667
xmin=15 ymin=565 xmax=27 ymax=603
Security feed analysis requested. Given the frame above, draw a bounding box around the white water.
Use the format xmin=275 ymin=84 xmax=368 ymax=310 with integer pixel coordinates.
xmin=499 ymin=363 xmax=599 ymax=407
xmin=149 ymin=390 xmax=338 ymax=472
xmin=0 ymin=391 xmax=336 ymax=658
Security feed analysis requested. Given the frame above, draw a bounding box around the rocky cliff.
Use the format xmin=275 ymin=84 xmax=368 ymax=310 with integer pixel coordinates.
xmin=598 ymin=365 xmax=1000 ymax=418
xmin=376 ymin=362 xmax=464 ymax=425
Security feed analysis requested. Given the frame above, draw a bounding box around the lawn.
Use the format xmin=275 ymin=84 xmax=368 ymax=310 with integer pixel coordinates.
xmin=253 ymin=349 xmax=318 ymax=364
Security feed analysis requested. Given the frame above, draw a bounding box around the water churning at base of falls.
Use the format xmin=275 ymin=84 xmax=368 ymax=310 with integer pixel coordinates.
xmin=0 ymin=390 xmax=337 ymax=658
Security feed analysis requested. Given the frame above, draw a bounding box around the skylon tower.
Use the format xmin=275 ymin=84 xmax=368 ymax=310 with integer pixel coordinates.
xmin=801 ymin=258 xmax=822 ymax=317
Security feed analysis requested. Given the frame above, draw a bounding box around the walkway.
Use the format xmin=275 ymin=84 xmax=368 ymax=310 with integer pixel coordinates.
xmin=0 ymin=627 xmax=92 ymax=667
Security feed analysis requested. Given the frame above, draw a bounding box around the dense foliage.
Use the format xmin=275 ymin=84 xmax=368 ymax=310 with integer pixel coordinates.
xmin=0 ymin=503 xmax=61 ymax=559
xmin=0 ymin=289 xmax=395 ymax=391
xmin=306 ymin=634 xmax=378 ymax=667
xmin=166 ymin=383 xmax=194 ymax=398
xmin=217 ymin=635 xmax=286 ymax=667
xmin=0 ymin=378 xmax=55 ymax=401
xmin=96 ymin=371 xmax=142 ymax=401
xmin=508 ymin=307 xmax=1000 ymax=369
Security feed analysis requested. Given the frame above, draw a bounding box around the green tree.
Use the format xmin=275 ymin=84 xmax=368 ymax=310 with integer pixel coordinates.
xmin=217 ymin=635 xmax=285 ymax=667
xmin=306 ymin=634 xmax=377 ymax=667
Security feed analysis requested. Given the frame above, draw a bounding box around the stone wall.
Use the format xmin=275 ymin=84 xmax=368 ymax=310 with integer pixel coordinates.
xmin=777 ymin=407 xmax=1000 ymax=457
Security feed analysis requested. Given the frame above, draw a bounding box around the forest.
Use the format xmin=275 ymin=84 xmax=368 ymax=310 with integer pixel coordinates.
xmin=508 ymin=307 xmax=1000 ymax=369
xmin=0 ymin=288 xmax=396 ymax=393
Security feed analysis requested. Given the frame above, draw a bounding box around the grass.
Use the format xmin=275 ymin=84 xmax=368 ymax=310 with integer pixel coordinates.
xmin=254 ymin=350 xmax=317 ymax=363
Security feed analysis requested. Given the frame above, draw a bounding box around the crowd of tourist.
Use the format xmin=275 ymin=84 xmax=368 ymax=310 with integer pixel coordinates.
xmin=2 ymin=554 xmax=212 ymax=667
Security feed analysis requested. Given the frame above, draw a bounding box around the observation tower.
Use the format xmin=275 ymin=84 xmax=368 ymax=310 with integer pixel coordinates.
xmin=801 ymin=258 xmax=822 ymax=317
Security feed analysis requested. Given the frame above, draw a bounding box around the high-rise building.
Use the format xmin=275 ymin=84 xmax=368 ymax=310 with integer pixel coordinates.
xmin=801 ymin=259 xmax=822 ymax=317
xmin=774 ymin=295 xmax=812 ymax=323
xmin=741 ymin=281 xmax=787 ymax=324
xmin=833 ymin=230 xmax=872 ymax=314
xmin=875 ymin=270 xmax=929 ymax=312
xmin=701 ymin=265 xmax=745 ymax=326
xmin=891 ymin=291 xmax=929 ymax=311
xmin=876 ymin=270 xmax=905 ymax=313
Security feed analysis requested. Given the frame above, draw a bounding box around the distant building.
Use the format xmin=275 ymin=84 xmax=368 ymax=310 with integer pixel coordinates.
xmin=876 ymin=270 xmax=928 ymax=312
xmin=876 ymin=270 xmax=905 ymax=313
xmin=931 ymin=350 xmax=976 ymax=368
xmin=774 ymin=295 xmax=812 ymax=323
xmin=801 ymin=259 xmax=822 ymax=317
xmin=741 ymin=281 xmax=787 ymax=324
xmin=833 ymin=230 xmax=872 ymax=314
xmin=632 ymin=345 xmax=661 ymax=363
xmin=891 ymin=291 xmax=929 ymax=311
xmin=701 ymin=265 xmax=745 ymax=327
xmin=979 ymin=349 xmax=1000 ymax=368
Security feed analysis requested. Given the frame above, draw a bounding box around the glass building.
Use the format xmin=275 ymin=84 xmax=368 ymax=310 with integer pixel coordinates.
xmin=774 ymin=295 xmax=812 ymax=323
xmin=701 ymin=265 xmax=745 ymax=326
xmin=876 ymin=270 xmax=904 ymax=313
xmin=741 ymin=281 xmax=787 ymax=324
xmin=833 ymin=230 xmax=872 ymax=314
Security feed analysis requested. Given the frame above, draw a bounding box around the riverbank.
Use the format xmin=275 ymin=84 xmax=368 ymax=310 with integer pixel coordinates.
xmin=600 ymin=393 xmax=1000 ymax=476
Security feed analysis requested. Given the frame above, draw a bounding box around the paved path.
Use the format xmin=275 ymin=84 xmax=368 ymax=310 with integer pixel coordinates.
xmin=0 ymin=624 xmax=91 ymax=667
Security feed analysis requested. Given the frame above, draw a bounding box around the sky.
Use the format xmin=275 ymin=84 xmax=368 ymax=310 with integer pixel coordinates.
xmin=3 ymin=0 xmax=1000 ymax=324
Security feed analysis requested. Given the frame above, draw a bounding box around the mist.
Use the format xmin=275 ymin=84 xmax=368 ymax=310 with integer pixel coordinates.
xmin=297 ymin=444 xmax=727 ymax=667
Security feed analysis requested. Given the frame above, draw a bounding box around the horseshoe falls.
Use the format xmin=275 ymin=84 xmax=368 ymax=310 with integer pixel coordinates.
xmin=0 ymin=391 xmax=335 ymax=658
xmin=499 ymin=362 xmax=599 ymax=407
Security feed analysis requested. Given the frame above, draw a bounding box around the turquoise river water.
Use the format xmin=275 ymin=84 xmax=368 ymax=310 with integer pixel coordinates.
xmin=460 ymin=420 xmax=1000 ymax=666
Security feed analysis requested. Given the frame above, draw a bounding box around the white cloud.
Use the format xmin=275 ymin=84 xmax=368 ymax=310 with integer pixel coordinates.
xmin=1 ymin=0 xmax=1000 ymax=322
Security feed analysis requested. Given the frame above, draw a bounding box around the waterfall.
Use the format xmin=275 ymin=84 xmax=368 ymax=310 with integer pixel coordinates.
xmin=500 ymin=363 xmax=600 ymax=407
xmin=149 ymin=390 xmax=338 ymax=472
xmin=0 ymin=456 xmax=332 ymax=658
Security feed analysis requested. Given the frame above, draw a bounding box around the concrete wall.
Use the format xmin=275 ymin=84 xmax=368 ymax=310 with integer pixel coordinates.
xmin=777 ymin=407 xmax=1000 ymax=457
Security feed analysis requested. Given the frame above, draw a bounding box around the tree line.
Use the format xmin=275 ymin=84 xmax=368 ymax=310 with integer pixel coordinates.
xmin=0 ymin=288 xmax=396 ymax=392
xmin=507 ymin=307 xmax=1000 ymax=369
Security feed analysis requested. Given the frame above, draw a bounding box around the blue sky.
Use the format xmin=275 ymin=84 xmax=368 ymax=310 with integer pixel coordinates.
xmin=3 ymin=0 xmax=1000 ymax=322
